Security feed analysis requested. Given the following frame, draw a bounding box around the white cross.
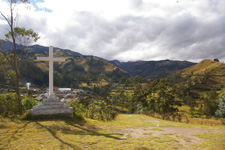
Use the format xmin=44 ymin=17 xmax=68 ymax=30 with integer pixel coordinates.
xmin=37 ymin=46 xmax=65 ymax=99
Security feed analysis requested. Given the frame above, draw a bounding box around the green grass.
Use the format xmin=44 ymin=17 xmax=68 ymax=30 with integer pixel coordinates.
xmin=191 ymin=133 xmax=225 ymax=150
xmin=0 ymin=114 xmax=224 ymax=150
xmin=193 ymin=133 xmax=215 ymax=139
xmin=150 ymin=128 xmax=164 ymax=131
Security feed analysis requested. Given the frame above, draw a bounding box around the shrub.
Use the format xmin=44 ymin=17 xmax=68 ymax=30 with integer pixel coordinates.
xmin=86 ymin=100 xmax=118 ymax=121
xmin=67 ymin=99 xmax=118 ymax=121
xmin=21 ymin=95 xmax=38 ymax=110
xmin=67 ymin=99 xmax=85 ymax=120
xmin=0 ymin=93 xmax=19 ymax=117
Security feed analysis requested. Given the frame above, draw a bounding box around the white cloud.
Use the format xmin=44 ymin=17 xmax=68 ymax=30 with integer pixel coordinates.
xmin=1 ymin=0 xmax=225 ymax=62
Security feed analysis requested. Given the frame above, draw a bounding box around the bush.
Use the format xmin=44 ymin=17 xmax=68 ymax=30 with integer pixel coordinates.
xmin=67 ymin=99 xmax=118 ymax=121
xmin=0 ymin=93 xmax=19 ymax=117
xmin=0 ymin=93 xmax=39 ymax=117
xmin=21 ymin=95 xmax=38 ymax=110
xmin=86 ymin=100 xmax=118 ymax=121
xmin=67 ymin=99 xmax=85 ymax=120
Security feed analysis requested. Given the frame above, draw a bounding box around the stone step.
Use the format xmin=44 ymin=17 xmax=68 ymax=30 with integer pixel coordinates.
xmin=33 ymin=104 xmax=69 ymax=109
xmin=44 ymin=99 xmax=60 ymax=103
xmin=28 ymin=96 xmax=73 ymax=118
xmin=42 ymin=101 xmax=65 ymax=105
xmin=30 ymin=107 xmax=73 ymax=116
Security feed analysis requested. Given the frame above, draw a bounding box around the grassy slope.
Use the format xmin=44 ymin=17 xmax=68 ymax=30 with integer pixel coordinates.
xmin=178 ymin=59 xmax=224 ymax=75
xmin=0 ymin=114 xmax=224 ymax=150
xmin=177 ymin=59 xmax=225 ymax=88
xmin=170 ymin=59 xmax=225 ymax=119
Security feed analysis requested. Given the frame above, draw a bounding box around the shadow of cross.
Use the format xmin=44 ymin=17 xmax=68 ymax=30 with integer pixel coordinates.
xmin=35 ymin=122 xmax=82 ymax=150
xmin=64 ymin=120 xmax=123 ymax=140
xmin=37 ymin=46 xmax=65 ymax=99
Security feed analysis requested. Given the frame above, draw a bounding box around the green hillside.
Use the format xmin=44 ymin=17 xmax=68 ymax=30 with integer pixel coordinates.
xmin=167 ymin=59 xmax=225 ymax=119
xmin=175 ymin=59 xmax=225 ymax=89
xmin=0 ymin=45 xmax=130 ymax=88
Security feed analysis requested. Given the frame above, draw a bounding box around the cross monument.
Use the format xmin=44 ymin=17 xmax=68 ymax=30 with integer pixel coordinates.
xmin=29 ymin=46 xmax=73 ymax=118
xmin=37 ymin=46 xmax=65 ymax=99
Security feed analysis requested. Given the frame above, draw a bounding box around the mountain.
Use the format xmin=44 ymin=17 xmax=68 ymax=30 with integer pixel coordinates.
xmin=111 ymin=60 xmax=122 ymax=66
xmin=0 ymin=41 xmax=130 ymax=88
xmin=174 ymin=59 xmax=225 ymax=89
xmin=0 ymin=40 xmax=20 ymax=51
xmin=113 ymin=59 xmax=196 ymax=79
xmin=0 ymin=40 xmax=197 ymax=88
xmin=166 ymin=59 xmax=225 ymax=115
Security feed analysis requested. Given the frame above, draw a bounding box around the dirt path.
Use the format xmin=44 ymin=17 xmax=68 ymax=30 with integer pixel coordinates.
xmin=112 ymin=116 xmax=225 ymax=148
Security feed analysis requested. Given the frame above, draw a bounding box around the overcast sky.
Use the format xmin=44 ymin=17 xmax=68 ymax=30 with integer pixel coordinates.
xmin=1 ymin=0 xmax=225 ymax=62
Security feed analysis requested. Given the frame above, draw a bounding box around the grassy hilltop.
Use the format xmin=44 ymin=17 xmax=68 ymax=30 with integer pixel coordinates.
xmin=176 ymin=59 xmax=225 ymax=89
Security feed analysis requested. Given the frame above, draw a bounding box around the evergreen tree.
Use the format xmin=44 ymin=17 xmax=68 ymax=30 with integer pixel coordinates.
xmin=216 ymin=93 xmax=225 ymax=124
xmin=203 ymin=90 xmax=219 ymax=118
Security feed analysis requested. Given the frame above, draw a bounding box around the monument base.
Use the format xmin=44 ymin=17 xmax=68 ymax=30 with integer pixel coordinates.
xmin=28 ymin=97 xmax=73 ymax=119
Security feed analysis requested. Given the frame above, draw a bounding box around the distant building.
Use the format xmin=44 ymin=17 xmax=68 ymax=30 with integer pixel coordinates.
xmin=58 ymin=88 xmax=72 ymax=93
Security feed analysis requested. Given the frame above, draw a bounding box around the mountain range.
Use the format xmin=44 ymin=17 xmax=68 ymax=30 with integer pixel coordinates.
xmin=1 ymin=40 xmax=197 ymax=87
xmin=111 ymin=59 xmax=196 ymax=79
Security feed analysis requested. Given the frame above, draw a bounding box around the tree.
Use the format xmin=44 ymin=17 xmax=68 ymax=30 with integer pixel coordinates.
xmin=146 ymin=79 xmax=181 ymax=119
xmin=119 ymin=77 xmax=126 ymax=84
xmin=216 ymin=92 xmax=225 ymax=124
xmin=186 ymin=95 xmax=197 ymax=116
xmin=118 ymin=90 xmax=127 ymax=112
xmin=130 ymin=83 xmax=146 ymax=113
xmin=126 ymin=76 xmax=144 ymax=86
xmin=214 ymin=58 xmax=219 ymax=62
xmin=203 ymin=90 xmax=219 ymax=118
xmin=201 ymin=69 xmax=210 ymax=84
xmin=0 ymin=0 xmax=39 ymax=113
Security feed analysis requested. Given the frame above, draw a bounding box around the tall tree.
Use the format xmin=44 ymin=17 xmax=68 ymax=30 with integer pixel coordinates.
xmin=203 ymin=90 xmax=219 ymax=118
xmin=216 ymin=92 xmax=225 ymax=124
xmin=146 ymin=79 xmax=181 ymax=119
xmin=118 ymin=90 xmax=127 ymax=112
xmin=0 ymin=0 xmax=39 ymax=113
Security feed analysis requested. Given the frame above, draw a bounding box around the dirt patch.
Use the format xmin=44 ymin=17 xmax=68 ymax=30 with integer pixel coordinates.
xmin=120 ymin=126 xmax=225 ymax=147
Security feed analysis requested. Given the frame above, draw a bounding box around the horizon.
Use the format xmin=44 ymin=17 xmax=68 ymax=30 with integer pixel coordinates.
xmin=1 ymin=0 xmax=225 ymax=62
xmin=1 ymin=39 xmax=221 ymax=63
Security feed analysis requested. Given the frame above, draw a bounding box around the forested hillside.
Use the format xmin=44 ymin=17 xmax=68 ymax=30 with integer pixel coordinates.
xmin=0 ymin=42 xmax=130 ymax=88
xmin=168 ymin=59 xmax=225 ymax=118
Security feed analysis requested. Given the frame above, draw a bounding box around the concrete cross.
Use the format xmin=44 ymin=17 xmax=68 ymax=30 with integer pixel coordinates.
xmin=37 ymin=46 xmax=65 ymax=99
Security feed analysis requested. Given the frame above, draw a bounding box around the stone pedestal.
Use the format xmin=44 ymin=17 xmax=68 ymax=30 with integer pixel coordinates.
xmin=29 ymin=97 xmax=73 ymax=118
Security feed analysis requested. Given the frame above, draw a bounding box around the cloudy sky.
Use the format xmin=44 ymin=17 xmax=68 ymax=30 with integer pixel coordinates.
xmin=0 ymin=0 xmax=225 ymax=62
